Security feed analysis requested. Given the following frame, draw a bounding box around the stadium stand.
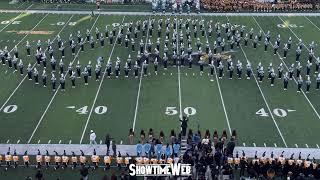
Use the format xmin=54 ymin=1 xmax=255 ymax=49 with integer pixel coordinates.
xmin=201 ymin=0 xmax=320 ymax=12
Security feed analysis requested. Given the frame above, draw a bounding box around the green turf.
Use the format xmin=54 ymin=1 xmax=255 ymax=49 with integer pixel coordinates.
xmin=0 ymin=12 xmax=320 ymax=151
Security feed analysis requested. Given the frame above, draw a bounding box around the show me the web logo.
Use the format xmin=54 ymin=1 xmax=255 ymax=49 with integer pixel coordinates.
xmin=129 ymin=163 xmax=192 ymax=176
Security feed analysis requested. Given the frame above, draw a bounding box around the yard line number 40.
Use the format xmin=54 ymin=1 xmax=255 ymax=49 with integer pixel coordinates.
xmin=256 ymin=107 xmax=296 ymax=118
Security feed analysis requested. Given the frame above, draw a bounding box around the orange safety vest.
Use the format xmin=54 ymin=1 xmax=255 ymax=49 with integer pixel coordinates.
xmin=36 ymin=155 xmax=43 ymax=162
xmin=55 ymin=156 xmax=61 ymax=163
xmin=13 ymin=155 xmax=19 ymax=162
xmin=124 ymin=157 xmax=130 ymax=165
xmin=91 ymin=155 xmax=100 ymax=163
xmin=71 ymin=156 xmax=78 ymax=163
xmin=117 ymin=157 xmax=123 ymax=164
xmin=45 ymin=156 xmax=51 ymax=162
xmin=80 ymin=156 xmax=86 ymax=163
xmin=5 ymin=155 xmax=12 ymax=162
xmin=62 ymin=156 xmax=69 ymax=163
xmin=227 ymin=157 xmax=233 ymax=164
xmin=104 ymin=156 xmax=111 ymax=164
xmin=234 ymin=158 xmax=240 ymax=164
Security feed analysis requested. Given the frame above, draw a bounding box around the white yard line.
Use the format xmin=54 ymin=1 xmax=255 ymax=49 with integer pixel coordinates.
xmin=0 ymin=15 xmax=74 ymax=112
xmin=304 ymin=16 xmax=320 ymax=31
xmin=176 ymin=16 xmax=183 ymax=118
xmin=131 ymin=15 xmax=151 ymax=132
xmin=225 ymin=16 xmax=287 ymax=147
xmin=253 ymin=16 xmax=320 ymax=121
xmin=0 ymin=13 xmax=50 ymax=111
xmin=17 ymin=2 xmax=26 ymax=9
xmin=239 ymin=44 xmax=288 ymax=147
xmin=201 ymin=16 xmax=232 ymax=135
xmin=79 ymin=15 xmax=126 ymax=143
xmin=0 ymin=4 xmax=33 ymax=33
xmin=27 ymin=14 xmax=100 ymax=144
xmin=8 ymin=13 xmax=49 ymax=53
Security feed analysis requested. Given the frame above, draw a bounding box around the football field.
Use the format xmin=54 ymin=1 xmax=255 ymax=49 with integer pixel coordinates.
xmin=1 ymin=10 xmax=320 ymax=150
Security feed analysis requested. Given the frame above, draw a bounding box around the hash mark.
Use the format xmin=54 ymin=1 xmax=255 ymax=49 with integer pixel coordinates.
xmin=317 ymin=144 xmax=319 ymax=148
xmin=37 ymin=140 xmax=40 ymax=144
xmin=243 ymin=142 xmax=245 ymax=147
xmin=295 ymin=144 xmax=298 ymax=148
xmin=274 ymin=143 xmax=277 ymax=147
xmin=253 ymin=143 xmax=256 ymax=147
xmin=58 ymin=140 xmax=62 ymax=144
xmin=6 ymin=140 xmax=9 ymax=144
xmin=263 ymin=143 xmax=266 ymax=147
xmin=16 ymin=140 xmax=20 ymax=144
xmin=99 ymin=140 xmax=102 ymax=144
xmin=69 ymin=140 xmax=72 ymax=144
xmin=305 ymin=144 xmax=309 ymax=148
xmin=48 ymin=140 xmax=51 ymax=144
xmin=287 ymin=109 xmax=296 ymax=112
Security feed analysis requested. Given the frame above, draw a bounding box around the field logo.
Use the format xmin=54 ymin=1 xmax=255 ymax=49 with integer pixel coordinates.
xmin=129 ymin=163 xmax=192 ymax=176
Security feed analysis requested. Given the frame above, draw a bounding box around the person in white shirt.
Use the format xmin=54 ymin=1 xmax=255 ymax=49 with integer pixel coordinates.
xmin=90 ymin=130 xmax=97 ymax=145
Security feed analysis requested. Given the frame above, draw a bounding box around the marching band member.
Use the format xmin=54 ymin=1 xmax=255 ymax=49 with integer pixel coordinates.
xmin=13 ymin=150 xmax=19 ymax=168
xmin=116 ymin=152 xmax=123 ymax=170
xmin=36 ymin=149 xmax=43 ymax=169
xmin=104 ymin=152 xmax=111 ymax=171
xmin=91 ymin=149 xmax=100 ymax=170
xmin=5 ymin=148 xmax=12 ymax=171
xmin=0 ymin=153 xmax=2 ymax=167
xmin=71 ymin=152 xmax=78 ymax=170
xmin=80 ymin=150 xmax=87 ymax=167
xmin=124 ymin=153 xmax=131 ymax=170
xmin=62 ymin=150 xmax=69 ymax=169
xmin=54 ymin=151 xmax=62 ymax=170
xmin=45 ymin=150 xmax=51 ymax=169
xmin=135 ymin=156 xmax=143 ymax=165
xmin=23 ymin=151 xmax=30 ymax=167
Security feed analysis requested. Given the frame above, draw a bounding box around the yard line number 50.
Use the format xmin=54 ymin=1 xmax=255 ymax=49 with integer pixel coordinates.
xmin=165 ymin=106 xmax=197 ymax=116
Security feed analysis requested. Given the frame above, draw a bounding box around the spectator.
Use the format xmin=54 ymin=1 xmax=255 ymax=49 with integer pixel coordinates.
xmin=35 ymin=169 xmax=43 ymax=180
xmin=179 ymin=116 xmax=189 ymax=136
xmin=225 ymin=137 xmax=236 ymax=157
xmin=159 ymin=130 xmax=164 ymax=143
xmin=112 ymin=142 xmax=117 ymax=157
xmin=170 ymin=129 xmax=176 ymax=144
xmin=80 ymin=166 xmax=89 ymax=180
xmin=140 ymin=129 xmax=145 ymax=144
xmin=105 ymin=134 xmax=112 ymax=153
xmin=128 ymin=128 xmax=134 ymax=144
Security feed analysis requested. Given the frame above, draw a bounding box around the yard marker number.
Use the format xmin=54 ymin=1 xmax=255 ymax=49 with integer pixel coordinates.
xmin=256 ymin=107 xmax=295 ymax=118
xmin=1 ymin=20 xmax=21 ymax=25
xmin=54 ymin=21 xmax=77 ymax=26
xmin=71 ymin=105 xmax=108 ymax=115
xmin=3 ymin=105 xmax=17 ymax=113
xmin=165 ymin=106 xmax=197 ymax=116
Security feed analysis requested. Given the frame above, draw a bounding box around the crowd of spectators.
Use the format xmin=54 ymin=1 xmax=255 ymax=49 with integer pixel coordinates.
xmin=201 ymin=0 xmax=320 ymax=12
xmin=179 ymin=128 xmax=320 ymax=179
